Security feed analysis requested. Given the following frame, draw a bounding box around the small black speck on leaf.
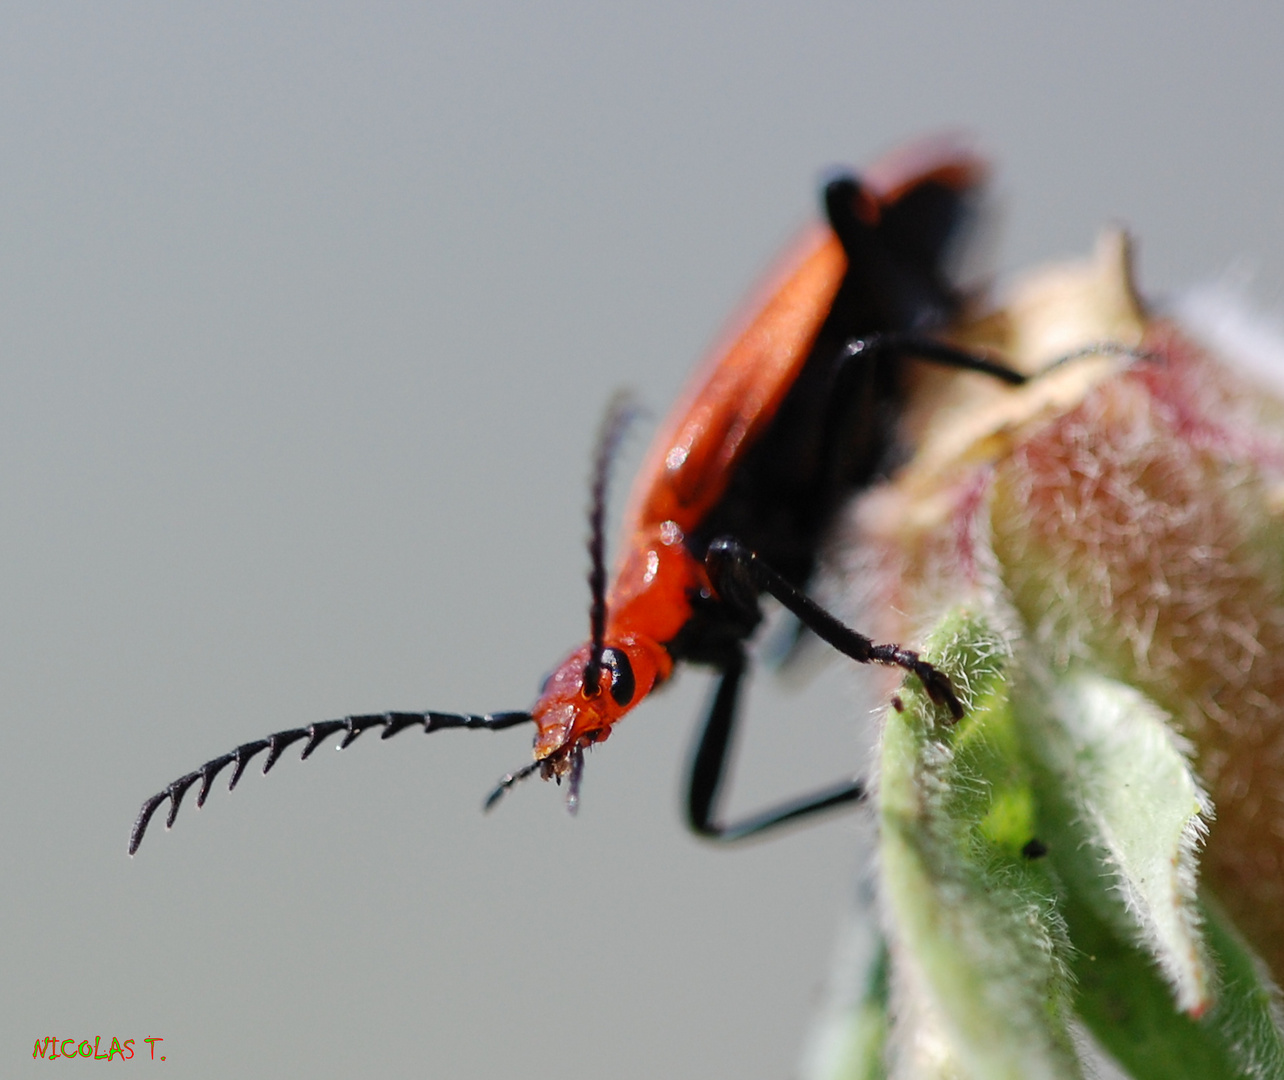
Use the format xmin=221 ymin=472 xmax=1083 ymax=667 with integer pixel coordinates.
xmin=1021 ymin=838 xmax=1048 ymax=860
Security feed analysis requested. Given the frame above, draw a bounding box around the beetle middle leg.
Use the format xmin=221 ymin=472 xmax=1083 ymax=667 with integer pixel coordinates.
xmin=684 ymin=645 xmax=869 ymax=841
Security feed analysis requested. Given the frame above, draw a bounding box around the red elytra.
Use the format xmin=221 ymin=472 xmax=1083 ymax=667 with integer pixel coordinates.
xmin=130 ymin=137 xmax=1025 ymax=854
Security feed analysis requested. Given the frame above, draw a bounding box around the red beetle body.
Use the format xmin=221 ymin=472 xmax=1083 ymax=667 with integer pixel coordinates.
xmin=131 ymin=139 xmax=1020 ymax=853
xmin=528 ymin=144 xmax=991 ymax=781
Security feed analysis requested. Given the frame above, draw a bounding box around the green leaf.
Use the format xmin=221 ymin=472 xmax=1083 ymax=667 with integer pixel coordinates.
xmin=1020 ymin=671 xmax=1283 ymax=1077
xmin=1027 ymin=671 xmax=1213 ymax=1015
xmin=879 ymin=610 xmax=1081 ymax=1080
xmin=838 ymin=605 xmax=1284 ymax=1078
xmin=1063 ymin=886 xmax=1284 ymax=1079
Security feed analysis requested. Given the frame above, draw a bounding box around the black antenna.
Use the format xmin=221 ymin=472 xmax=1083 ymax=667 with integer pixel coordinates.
xmin=583 ymin=391 xmax=639 ymax=696
xmin=129 ymin=708 xmax=533 ymax=854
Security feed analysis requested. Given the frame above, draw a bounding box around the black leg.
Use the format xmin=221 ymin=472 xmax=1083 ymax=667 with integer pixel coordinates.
xmin=685 ymin=647 xmax=867 ymax=842
xmin=705 ymin=537 xmax=963 ymax=720
xmin=845 ymin=332 xmax=1148 ymax=383
xmin=842 ymin=332 xmax=1027 ymax=385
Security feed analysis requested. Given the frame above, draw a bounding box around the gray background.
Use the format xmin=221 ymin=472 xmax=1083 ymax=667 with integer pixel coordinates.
xmin=5 ymin=4 xmax=1283 ymax=1078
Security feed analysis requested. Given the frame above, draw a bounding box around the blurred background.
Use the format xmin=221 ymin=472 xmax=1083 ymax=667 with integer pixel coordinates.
xmin=4 ymin=4 xmax=1283 ymax=1077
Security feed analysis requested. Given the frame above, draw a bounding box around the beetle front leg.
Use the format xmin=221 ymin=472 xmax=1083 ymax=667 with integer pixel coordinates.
xmin=704 ymin=537 xmax=963 ymax=720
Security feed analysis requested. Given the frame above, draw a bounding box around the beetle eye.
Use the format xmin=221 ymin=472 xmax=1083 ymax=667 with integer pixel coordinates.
xmin=600 ymin=647 xmax=636 ymax=707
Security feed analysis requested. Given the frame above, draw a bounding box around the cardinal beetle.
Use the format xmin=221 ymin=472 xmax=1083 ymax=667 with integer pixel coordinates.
xmin=129 ymin=138 xmax=1031 ymax=855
